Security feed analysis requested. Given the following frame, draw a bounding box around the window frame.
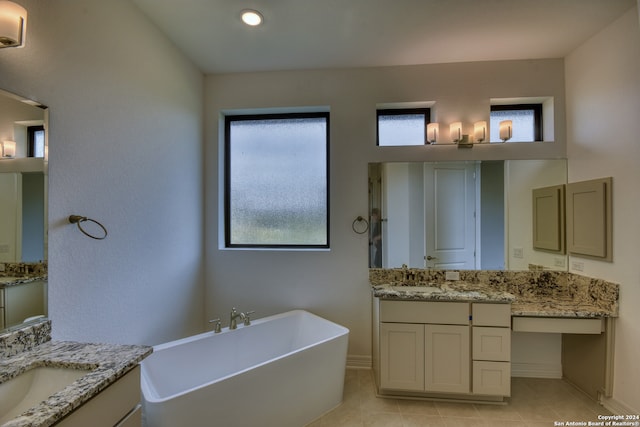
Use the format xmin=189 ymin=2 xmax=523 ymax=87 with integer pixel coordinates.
xmin=224 ymin=111 xmax=330 ymax=249
xmin=27 ymin=125 xmax=45 ymax=157
xmin=490 ymin=104 xmax=543 ymax=142
xmin=376 ymin=108 xmax=431 ymax=146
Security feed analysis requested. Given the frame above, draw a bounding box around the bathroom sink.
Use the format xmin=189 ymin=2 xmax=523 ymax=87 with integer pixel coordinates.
xmin=0 ymin=366 xmax=90 ymax=423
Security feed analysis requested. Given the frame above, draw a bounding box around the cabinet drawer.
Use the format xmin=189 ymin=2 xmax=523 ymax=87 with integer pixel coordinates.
xmin=380 ymin=300 xmax=469 ymax=324
xmin=472 ymin=327 xmax=511 ymax=361
xmin=512 ymin=317 xmax=603 ymax=334
xmin=472 ymin=303 xmax=511 ymax=327
xmin=473 ymin=361 xmax=511 ymax=396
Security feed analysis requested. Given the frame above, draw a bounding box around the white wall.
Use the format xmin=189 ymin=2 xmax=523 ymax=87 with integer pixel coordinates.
xmin=0 ymin=0 xmax=205 ymax=345
xmin=205 ymin=59 xmax=567 ymax=360
xmin=565 ymin=6 xmax=640 ymax=413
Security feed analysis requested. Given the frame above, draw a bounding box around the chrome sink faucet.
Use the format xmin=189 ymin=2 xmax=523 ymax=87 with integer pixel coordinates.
xmin=229 ymin=307 xmax=246 ymax=330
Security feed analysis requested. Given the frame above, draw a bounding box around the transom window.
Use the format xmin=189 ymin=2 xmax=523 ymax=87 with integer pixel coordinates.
xmin=490 ymin=104 xmax=542 ymax=142
xmin=27 ymin=125 xmax=45 ymax=157
xmin=377 ymin=108 xmax=431 ymax=146
xmin=224 ymin=112 xmax=330 ymax=248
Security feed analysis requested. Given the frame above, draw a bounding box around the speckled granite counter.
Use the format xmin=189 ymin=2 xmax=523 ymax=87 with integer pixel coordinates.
xmin=0 ymin=276 xmax=47 ymax=289
xmin=0 ymin=341 xmax=152 ymax=427
xmin=370 ymin=268 xmax=619 ymax=318
xmin=372 ymin=282 xmax=515 ymax=303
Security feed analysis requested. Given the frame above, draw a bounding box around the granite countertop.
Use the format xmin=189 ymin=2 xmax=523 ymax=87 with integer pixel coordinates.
xmin=370 ymin=269 xmax=619 ymax=318
xmin=510 ymin=298 xmax=616 ymax=318
xmin=0 ymin=276 xmax=47 ymax=289
xmin=0 ymin=341 xmax=152 ymax=427
xmin=372 ymin=282 xmax=516 ymax=303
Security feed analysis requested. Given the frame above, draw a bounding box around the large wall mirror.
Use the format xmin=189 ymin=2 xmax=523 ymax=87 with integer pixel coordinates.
xmin=369 ymin=159 xmax=567 ymax=271
xmin=0 ymin=88 xmax=48 ymax=333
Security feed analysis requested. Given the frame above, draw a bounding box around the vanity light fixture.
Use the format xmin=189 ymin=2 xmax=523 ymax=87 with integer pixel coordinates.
xmin=241 ymin=9 xmax=263 ymax=26
xmin=0 ymin=1 xmax=27 ymax=48
xmin=426 ymin=122 xmax=439 ymax=144
xmin=2 ymin=140 xmax=16 ymax=158
xmin=450 ymin=122 xmax=462 ymax=143
xmin=474 ymin=121 xmax=487 ymax=143
xmin=499 ymin=120 xmax=513 ymax=142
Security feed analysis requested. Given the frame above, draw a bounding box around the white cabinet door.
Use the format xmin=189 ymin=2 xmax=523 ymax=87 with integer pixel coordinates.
xmin=380 ymin=323 xmax=424 ymax=391
xmin=425 ymin=324 xmax=470 ymax=394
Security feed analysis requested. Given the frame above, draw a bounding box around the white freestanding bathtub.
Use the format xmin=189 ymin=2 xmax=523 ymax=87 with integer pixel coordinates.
xmin=141 ymin=310 xmax=349 ymax=427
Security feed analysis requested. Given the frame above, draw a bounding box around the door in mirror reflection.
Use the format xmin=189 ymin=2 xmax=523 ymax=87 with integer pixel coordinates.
xmin=424 ymin=163 xmax=476 ymax=269
xmin=380 ymin=162 xmax=482 ymax=269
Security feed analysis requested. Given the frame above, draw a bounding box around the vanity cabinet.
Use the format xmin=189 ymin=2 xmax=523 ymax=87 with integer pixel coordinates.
xmin=374 ymin=298 xmax=511 ymax=401
xmin=55 ymin=366 xmax=141 ymax=427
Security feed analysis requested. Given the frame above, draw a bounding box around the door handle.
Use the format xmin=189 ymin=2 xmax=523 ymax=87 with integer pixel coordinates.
xmin=426 ymin=255 xmax=438 ymax=260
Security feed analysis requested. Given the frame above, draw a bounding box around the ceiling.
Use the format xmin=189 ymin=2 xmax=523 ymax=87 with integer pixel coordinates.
xmin=131 ymin=0 xmax=636 ymax=74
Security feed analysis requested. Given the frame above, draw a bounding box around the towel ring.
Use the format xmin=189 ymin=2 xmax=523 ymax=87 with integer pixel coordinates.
xmin=68 ymin=215 xmax=108 ymax=240
xmin=352 ymin=216 xmax=369 ymax=234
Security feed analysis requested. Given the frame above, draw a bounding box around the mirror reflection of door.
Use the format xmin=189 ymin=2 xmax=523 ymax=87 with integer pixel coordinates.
xmin=381 ymin=162 xmax=478 ymax=269
xmin=424 ymin=163 xmax=477 ymax=269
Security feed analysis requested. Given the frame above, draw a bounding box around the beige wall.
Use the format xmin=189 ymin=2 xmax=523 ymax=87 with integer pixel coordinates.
xmin=0 ymin=0 xmax=205 ymax=345
xmin=205 ymin=59 xmax=567 ymax=361
xmin=565 ymin=6 xmax=640 ymax=414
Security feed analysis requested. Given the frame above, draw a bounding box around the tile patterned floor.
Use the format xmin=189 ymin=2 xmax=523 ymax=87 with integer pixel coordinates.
xmin=307 ymin=369 xmax=612 ymax=427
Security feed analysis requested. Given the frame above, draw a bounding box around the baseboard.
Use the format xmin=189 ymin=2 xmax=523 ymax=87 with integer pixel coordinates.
xmin=347 ymin=355 xmax=372 ymax=370
xmin=511 ymin=362 xmax=562 ymax=378
xmin=601 ymin=396 xmax=639 ymax=416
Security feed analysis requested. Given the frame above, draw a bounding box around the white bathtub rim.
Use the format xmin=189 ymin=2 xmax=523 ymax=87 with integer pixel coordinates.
xmin=150 ymin=309 xmax=346 ymax=352
xmin=141 ymin=309 xmax=349 ymax=403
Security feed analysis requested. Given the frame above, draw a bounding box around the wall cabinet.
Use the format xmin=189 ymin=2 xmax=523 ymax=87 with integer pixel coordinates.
xmin=566 ymin=177 xmax=612 ymax=261
xmin=532 ymin=184 xmax=565 ymax=253
xmin=374 ymin=298 xmax=511 ymax=401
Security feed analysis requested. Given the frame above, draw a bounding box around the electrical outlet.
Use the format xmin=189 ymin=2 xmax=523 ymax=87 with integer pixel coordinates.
xmin=0 ymin=244 xmax=9 ymax=254
xmin=554 ymin=258 xmax=566 ymax=268
xmin=513 ymin=247 xmax=524 ymax=259
xmin=571 ymin=260 xmax=584 ymax=272
xmin=445 ymin=271 xmax=460 ymax=281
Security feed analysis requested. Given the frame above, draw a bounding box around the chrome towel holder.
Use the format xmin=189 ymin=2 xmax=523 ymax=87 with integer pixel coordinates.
xmin=68 ymin=215 xmax=108 ymax=240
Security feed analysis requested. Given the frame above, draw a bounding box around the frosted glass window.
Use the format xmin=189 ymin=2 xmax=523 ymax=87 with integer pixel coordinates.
xmin=225 ymin=113 xmax=329 ymax=248
xmin=33 ymin=130 xmax=45 ymax=157
xmin=377 ymin=109 xmax=430 ymax=146
xmin=490 ymin=105 xmax=542 ymax=142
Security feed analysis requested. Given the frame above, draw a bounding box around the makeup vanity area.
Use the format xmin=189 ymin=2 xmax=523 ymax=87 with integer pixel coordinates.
xmin=368 ymin=161 xmax=618 ymax=404
xmin=370 ymin=268 xmax=619 ymax=404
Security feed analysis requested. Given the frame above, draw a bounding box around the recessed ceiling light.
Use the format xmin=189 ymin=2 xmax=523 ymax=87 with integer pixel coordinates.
xmin=241 ymin=9 xmax=263 ymax=27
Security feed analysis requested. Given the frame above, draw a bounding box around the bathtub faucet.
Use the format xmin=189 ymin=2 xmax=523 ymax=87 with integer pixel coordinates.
xmin=229 ymin=307 xmax=246 ymax=330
